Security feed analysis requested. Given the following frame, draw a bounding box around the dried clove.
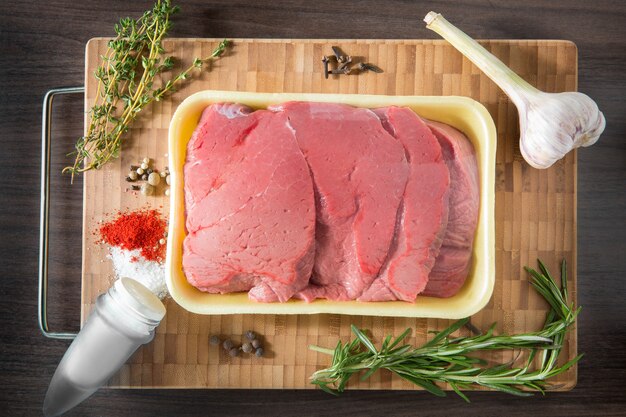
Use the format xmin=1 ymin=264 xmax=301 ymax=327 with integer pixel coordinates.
xmin=330 ymin=67 xmax=352 ymax=75
xmin=332 ymin=46 xmax=347 ymax=63
xmin=357 ymin=62 xmax=384 ymax=73
xmin=337 ymin=56 xmax=352 ymax=71
xmin=324 ymin=46 xmax=382 ymax=78
xmin=322 ymin=56 xmax=330 ymax=79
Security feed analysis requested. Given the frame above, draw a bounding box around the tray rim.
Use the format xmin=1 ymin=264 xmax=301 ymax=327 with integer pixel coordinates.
xmin=165 ymin=90 xmax=497 ymax=318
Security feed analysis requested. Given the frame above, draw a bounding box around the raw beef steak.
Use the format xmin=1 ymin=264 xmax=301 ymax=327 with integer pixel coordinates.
xmin=182 ymin=103 xmax=316 ymax=302
xmin=422 ymin=120 xmax=479 ymax=298
xmin=275 ymin=102 xmax=409 ymax=301
xmin=359 ymin=107 xmax=450 ymax=302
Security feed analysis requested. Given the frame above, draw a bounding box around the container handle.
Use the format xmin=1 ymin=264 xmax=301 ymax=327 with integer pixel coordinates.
xmin=39 ymin=86 xmax=84 ymax=340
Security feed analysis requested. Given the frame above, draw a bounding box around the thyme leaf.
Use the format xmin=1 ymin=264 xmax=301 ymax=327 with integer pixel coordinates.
xmin=64 ymin=0 xmax=230 ymax=180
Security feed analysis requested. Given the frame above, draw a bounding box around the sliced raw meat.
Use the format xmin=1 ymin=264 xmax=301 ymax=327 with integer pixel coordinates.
xmin=422 ymin=120 xmax=479 ymax=298
xmin=359 ymin=107 xmax=450 ymax=302
xmin=182 ymin=103 xmax=316 ymax=302
xmin=182 ymin=102 xmax=479 ymax=303
xmin=274 ymin=102 xmax=409 ymax=301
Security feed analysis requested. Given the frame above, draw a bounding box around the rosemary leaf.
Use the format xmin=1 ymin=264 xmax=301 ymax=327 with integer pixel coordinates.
xmin=309 ymin=260 xmax=580 ymax=400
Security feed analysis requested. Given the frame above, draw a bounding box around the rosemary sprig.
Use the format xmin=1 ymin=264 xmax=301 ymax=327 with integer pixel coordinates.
xmin=309 ymin=260 xmax=581 ymax=400
xmin=63 ymin=0 xmax=229 ymax=180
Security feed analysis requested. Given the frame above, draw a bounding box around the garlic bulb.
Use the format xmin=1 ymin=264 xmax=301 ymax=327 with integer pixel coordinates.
xmin=424 ymin=12 xmax=606 ymax=169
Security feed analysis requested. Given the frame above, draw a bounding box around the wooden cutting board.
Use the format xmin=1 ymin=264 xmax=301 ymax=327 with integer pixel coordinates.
xmin=81 ymin=38 xmax=577 ymax=390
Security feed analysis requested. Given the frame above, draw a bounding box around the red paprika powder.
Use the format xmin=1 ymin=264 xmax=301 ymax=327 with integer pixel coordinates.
xmin=99 ymin=209 xmax=166 ymax=262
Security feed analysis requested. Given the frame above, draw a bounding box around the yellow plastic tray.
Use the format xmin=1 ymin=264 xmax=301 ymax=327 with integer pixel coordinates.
xmin=166 ymin=90 xmax=496 ymax=318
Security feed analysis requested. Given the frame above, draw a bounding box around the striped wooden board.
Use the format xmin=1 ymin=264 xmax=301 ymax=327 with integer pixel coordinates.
xmin=81 ymin=38 xmax=577 ymax=389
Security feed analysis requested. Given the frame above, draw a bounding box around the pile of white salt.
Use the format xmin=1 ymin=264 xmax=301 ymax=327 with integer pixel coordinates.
xmin=108 ymin=246 xmax=168 ymax=299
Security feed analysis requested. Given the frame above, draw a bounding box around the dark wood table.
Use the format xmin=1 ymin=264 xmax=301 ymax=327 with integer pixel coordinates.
xmin=1 ymin=1 xmax=624 ymax=415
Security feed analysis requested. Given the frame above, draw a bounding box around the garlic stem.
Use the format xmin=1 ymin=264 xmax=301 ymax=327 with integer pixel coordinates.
xmin=424 ymin=11 xmax=606 ymax=169
xmin=424 ymin=12 xmax=536 ymax=104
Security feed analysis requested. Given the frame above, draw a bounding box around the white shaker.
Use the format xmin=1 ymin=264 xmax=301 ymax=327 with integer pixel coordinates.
xmin=43 ymin=278 xmax=166 ymax=416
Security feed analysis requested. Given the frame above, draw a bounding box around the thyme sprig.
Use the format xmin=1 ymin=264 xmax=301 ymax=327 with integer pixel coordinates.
xmin=64 ymin=0 xmax=229 ymax=180
xmin=310 ymin=260 xmax=581 ymax=400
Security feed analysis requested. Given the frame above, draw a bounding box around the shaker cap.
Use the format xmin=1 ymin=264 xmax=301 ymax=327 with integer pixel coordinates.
xmin=115 ymin=278 xmax=166 ymax=323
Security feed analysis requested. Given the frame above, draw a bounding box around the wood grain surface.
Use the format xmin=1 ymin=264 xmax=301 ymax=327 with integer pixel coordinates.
xmin=1 ymin=0 xmax=625 ymax=416
xmin=82 ymin=38 xmax=577 ymax=390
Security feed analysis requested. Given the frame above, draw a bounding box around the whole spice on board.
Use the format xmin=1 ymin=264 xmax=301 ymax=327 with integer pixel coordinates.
xmin=209 ymin=331 xmax=266 ymax=358
xmin=63 ymin=0 xmax=230 ymax=180
xmin=126 ymin=158 xmax=171 ymax=196
xmin=99 ymin=209 xmax=167 ymax=262
xmin=148 ymin=172 xmax=161 ymax=186
xmin=322 ymin=45 xmax=383 ymax=78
